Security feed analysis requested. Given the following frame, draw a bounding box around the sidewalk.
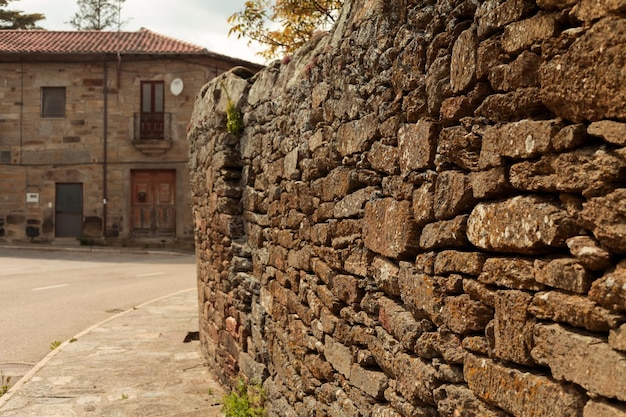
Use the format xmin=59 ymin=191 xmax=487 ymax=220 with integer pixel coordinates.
xmin=0 ymin=289 xmax=226 ymax=417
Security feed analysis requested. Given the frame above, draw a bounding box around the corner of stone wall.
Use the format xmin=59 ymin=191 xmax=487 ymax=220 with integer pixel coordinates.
xmin=188 ymin=66 xmax=269 ymax=385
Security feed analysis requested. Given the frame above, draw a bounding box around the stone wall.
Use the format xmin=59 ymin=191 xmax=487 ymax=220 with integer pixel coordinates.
xmin=189 ymin=0 xmax=626 ymax=415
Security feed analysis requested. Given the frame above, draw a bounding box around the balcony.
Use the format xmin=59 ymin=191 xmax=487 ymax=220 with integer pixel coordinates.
xmin=133 ymin=112 xmax=172 ymax=156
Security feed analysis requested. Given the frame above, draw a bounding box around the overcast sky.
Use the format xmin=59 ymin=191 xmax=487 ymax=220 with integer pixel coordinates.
xmin=14 ymin=0 xmax=266 ymax=64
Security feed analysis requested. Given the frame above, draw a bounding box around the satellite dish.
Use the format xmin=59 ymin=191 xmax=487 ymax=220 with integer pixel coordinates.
xmin=170 ymin=78 xmax=184 ymax=96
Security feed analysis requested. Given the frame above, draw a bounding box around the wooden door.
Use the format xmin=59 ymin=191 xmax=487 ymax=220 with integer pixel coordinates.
xmin=55 ymin=183 xmax=83 ymax=238
xmin=131 ymin=170 xmax=175 ymax=237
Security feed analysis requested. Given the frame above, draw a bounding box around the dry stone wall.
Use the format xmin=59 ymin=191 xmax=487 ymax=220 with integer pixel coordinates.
xmin=188 ymin=0 xmax=626 ymax=415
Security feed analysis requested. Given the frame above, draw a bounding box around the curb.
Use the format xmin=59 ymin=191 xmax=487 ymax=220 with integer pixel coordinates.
xmin=0 ymin=244 xmax=192 ymax=257
xmin=0 ymin=287 xmax=196 ymax=409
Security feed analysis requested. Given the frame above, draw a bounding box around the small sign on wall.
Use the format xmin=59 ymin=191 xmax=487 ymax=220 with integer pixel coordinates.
xmin=26 ymin=193 xmax=39 ymax=203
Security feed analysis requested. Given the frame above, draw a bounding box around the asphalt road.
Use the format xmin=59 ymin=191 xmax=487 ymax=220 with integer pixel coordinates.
xmin=0 ymin=247 xmax=197 ymax=383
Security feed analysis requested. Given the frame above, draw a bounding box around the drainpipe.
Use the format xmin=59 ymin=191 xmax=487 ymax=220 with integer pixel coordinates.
xmin=102 ymin=60 xmax=109 ymax=239
xmin=19 ymin=61 xmax=24 ymax=165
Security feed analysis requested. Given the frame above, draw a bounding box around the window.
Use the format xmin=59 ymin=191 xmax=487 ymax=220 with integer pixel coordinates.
xmin=139 ymin=81 xmax=165 ymax=139
xmin=41 ymin=87 xmax=66 ymax=118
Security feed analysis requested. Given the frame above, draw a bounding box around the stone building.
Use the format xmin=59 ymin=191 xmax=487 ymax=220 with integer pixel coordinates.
xmin=0 ymin=29 xmax=262 ymax=245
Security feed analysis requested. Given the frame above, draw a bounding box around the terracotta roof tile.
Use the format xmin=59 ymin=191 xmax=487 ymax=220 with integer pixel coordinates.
xmin=0 ymin=28 xmax=210 ymax=55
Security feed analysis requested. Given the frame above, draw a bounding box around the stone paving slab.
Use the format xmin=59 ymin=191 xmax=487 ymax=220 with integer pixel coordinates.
xmin=0 ymin=289 xmax=226 ymax=417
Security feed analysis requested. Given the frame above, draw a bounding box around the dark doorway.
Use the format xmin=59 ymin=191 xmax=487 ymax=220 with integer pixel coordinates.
xmin=131 ymin=170 xmax=176 ymax=237
xmin=55 ymin=183 xmax=83 ymax=238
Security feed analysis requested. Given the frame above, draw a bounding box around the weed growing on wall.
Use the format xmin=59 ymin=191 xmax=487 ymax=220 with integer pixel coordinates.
xmin=222 ymin=378 xmax=266 ymax=417
xmin=220 ymin=82 xmax=244 ymax=135
xmin=0 ymin=372 xmax=10 ymax=397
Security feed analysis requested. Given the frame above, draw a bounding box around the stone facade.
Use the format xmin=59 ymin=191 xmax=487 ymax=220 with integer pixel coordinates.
xmin=189 ymin=0 xmax=626 ymax=415
xmin=0 ymin=33 xmax=261 ymax=244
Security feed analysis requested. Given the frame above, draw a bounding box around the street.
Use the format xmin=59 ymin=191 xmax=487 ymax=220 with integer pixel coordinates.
xmin=0 ymin=247 xmax=197 ymax=384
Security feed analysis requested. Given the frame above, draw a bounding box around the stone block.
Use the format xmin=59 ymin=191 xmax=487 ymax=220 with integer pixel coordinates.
xmin=433 ymin=170 xmax=474 ymax=220
xmin=367 ymin=142 xmax=399 ymax=175
xmin=419 ymin=215 xmax=470 ymax=250
xmin=334 ymin=186 xmax=376 ymax=219
xmin=434 ymin=250 xmax=486 ymax=276
xmin=476 ymin=37 xmax=506 ymax=80
xmin=371 ymin=405 xmax=403 ymax=417
xmin=412 ymin=181 xmax=436 ymax=226
xmin=582 ymin=190 xmax=626 ymax=254
xmin=399 ymin=262 xmax=445 ymax=325
xmin=432 ymin=359 xmax=464 ymax=384
xmin=311 ymin=167 xmax=360 ymax=202
xmin=442 ymin=295 xmax=493 ymax=335
xmin=469 ymin=167 xmax=511 ymax=200
xmin=382 ymin=176 xmax=414 ymax=200
xmin=370 ymin=256 xmax=401 ymax=296
xmin=462 ymin=335 xmax=491 ymax=356
xmin=440 ymin=95 xmax=472 ymax=126
xmin=494 ymin=290 xmax=535 ymax=365
xmin=488 ymin=51 xmax=541 ymax=92
xmin=324 ymin=335 xmax=352 ymax=378
xmin=416 ymin=331 xmax=465 ymax=364
xmin=450 ymin=26 xmax=478 ymax=93
xmin=584 ymin=400 xmax=626 ymax=417
xmin=574 ymin=0 xmax=626 ymax=22
xmin=551 ymin=124 xmax=587 ymax=152
xmin=437 ymin=126 xmax=481 ymax=171
xmin=239 ymin=351 xmax=268 ymax=381
xmin=537 ymin=0 xmax=577 ymax=9
xmin=403 ymin=85 xmax=429 ymax=122
xmin=332 ymin=274 xmax=363 ymax=305
xmin=394 ymin=352 xmax=439 ymax=405
xmin=304 ymin=353 xmax=334 ymax=382
xmin=434 ymin=384 xmax=509 ymax=417
xmin=367 ymin=329 xmax=398 ymax=377
xmin=344 ymin=244 xmax=374 ymax=277
xmin=476 ymin=88 xmax=546 ymax=123
xmin=534 ymin=258 xmax=594 ymax=293
xmin=392 ymin=35 xmax=428 ymax=92
xmin=337 ymin=114 xmax=379 ymax=157
xmin=502 ymin=13 xmax=557 ymax=53
xmin=532 ymin=323 xmax=626 ymax=401
xmin=349 ymin=364 xmax=388 ymax=399
xmin=301 ymin=157 xmax=333 ymax=182
xmin=541 ymin=17 xmax=626 ymax=122
xmin=463 ymin=279 xmax=498 ymax=308
xmin=426 ymin=54 xmax=452 ymax=116
xmin=480 ymin=119 xmax=562 ymax=163
xmin=378 ymin=296 xmax=426 ymax=350
xmin=398 ymin=120 xmax=440 ymax=174
xmin=588 ymin=120 xmax=626 ymax=146
xmin=415 ymin=251 xmax=436 ymax=275
xmin=589 ymin=261 xmax=626 ymax=312
xmin=509 ymin=147 xmax=625 ymax=195
xmin=317 ymin=284 xmax=342 ymax=314
xmin=529 ymin=291 xmax=624 ymax=332
xmin=363 ymin=198 xmax=421 ymax=258
xmin=283 ymin=147 xmax=300 ymax=180
xmin=476 ymin=0 xmax=538 ymax=38
xmin=610 ymin=324 xmax=626 ymax=352
xmin=464 ymin=355 xmax=587 ymax=417
xmin=467 ymin=196 xmax=577 ymax=254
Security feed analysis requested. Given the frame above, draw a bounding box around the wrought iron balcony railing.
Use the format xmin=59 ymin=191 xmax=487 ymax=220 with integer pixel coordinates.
xmin=133 ymin=112 xmax=172 ymax=141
